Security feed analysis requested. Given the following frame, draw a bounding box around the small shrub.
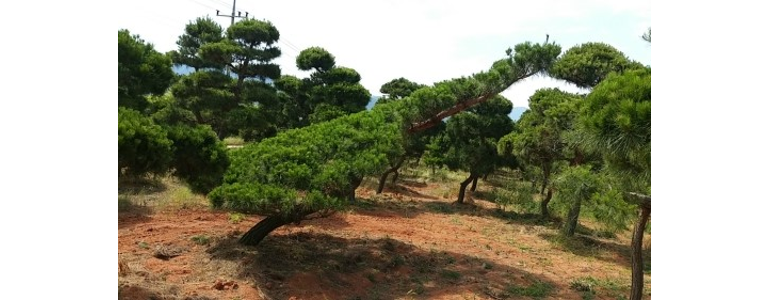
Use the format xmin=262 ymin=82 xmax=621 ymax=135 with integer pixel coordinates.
xmin=228 ymin=212 xmax=246 ymax=224
xmin=440 ymin=269 xmax=461 ymax=281
xmin=118 ymin=107 xmax=173 ymax=177
xmin=118 ymin=196 xmax=133 ymax=212
xmin=191 ymin=235 xmax=210 ymax=245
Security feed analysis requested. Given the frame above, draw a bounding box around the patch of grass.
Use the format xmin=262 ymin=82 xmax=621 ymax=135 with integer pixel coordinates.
xmin=118 ymin=195 xmax=133 ymax=212
xmin=596 ymin=230 xmax=617 ymax=239
xmin=581 ymin=291 xmax=596 ymax=300
xmin=228 ymin=212 xmax=246 ymax=224
xmin=570 ymin=277 xmax=598 ymax=292
xmin=223 ymin=136 xmax=245 ymax=146
xmin=505 ymin=280 xmax=554 ymax=299
xmin=450 ymin=216 xmax=462 ymax=225
xmin=439 ymin=269 xmax=461 ymax=281
xmin=137 ymin=241 xmax=149 ymax=249
xmin=191 ymin=235 xmax=211 ymax=246
xmin=570 ymin=276 xmax=630 ymax=299
xmin=425 ymin=202 xmax=455 ymax=214
xmin=389 ymin=255 xmax=405 ymax=268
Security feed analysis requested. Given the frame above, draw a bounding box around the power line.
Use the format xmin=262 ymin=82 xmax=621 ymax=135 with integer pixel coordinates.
xmin=208 ymin=0 xmax=231 ymax=7
xmin=187 ymin=0 xmax=218 ymax=11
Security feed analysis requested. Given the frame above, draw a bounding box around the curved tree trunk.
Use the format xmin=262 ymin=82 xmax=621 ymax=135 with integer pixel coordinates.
xmin=470 ymin=176 xmax=479 ymax=192
xmin=376 ymin=171 xmax=390 ymax=194
xmin=630 ymin=203 xmax=652 ymax=300
xmin=239 ymin=216 xmax=292 ymax=246
xmin=563 ymin=195 xmax=582 ymax=237
xmin=540 ymin=187 xmax=553 ymax=218
xmin=457 ymin=174 xmax=475 ymax=204
xmin=240 ymin=210 xmax=315 ymax=246
xmin=540 ymin=164 xmax=551 ymax=195
xmin=376 ymin=157 xmax=405 ymax=194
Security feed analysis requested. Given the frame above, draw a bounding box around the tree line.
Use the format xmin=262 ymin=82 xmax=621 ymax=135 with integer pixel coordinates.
xmin=118 ymin=16 xmax=650 ymax=299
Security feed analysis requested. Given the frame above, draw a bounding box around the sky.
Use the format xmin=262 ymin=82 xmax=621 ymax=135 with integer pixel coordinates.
xmin=116 ymin=0 xmax=650 ymax=108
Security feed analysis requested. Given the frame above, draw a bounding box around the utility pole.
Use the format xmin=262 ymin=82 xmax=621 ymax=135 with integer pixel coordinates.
xmin=216 ymin=0 xmax=248 ymax=26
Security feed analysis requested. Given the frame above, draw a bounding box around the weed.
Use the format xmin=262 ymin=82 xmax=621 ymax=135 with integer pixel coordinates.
xmin=229 ymin=212 xmax=246 ymax=224
xmin=138 ymin=241 xmax=149 ymax=249
xmin=440 ymin=269 xmax=461 ymax=281
xmin=581 ymin=291 xmax=596 ymax=300
xmin=191 ymin=235 xmax=211 ymax=246
xmin=118 ymin=195 xmax=133 ymax=212
xmin=505 ymin=280 xmax=553 ymax=299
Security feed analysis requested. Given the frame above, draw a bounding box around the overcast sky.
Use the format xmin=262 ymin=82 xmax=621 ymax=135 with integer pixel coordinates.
xmin=116 ymin=0 xmax=650 ymax=108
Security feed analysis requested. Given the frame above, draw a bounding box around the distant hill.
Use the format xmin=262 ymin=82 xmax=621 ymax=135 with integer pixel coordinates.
xmin=509 ymin=107 xmax=527 ymax=121
xmin=172 ymin=65 xmax=195 ymax=75
xmin=366 ymin=96 xmax=381 ymax=110
xmin=172 ymin=65 xmax=273 ymax=84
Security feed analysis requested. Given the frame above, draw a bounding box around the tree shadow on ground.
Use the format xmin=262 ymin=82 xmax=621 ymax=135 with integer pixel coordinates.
xmin=118 ymin=202 xmax=154 ymax=229
xmin=119 ymin=176 xmax=168 ymax=195
xmin=381 ymin=184 xmax=439 ymax=200
xmin=206 ymin=232 xmax=570 ymax=300
xmin=537 ymin=232 xmax=651 ymax=271
xmin=397 ymin=177 xmax=429 ymax=188
xmin=349 ymin=194 xmax=554 ymax=228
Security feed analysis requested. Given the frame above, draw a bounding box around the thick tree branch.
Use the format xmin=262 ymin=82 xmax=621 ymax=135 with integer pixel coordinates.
xmin=407 ymin=71 xmax=537 ymax=134
xmin=624 ymin=192 xmax=651 ymax=209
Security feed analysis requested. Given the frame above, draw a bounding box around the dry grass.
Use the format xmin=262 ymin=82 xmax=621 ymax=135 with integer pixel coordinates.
xmin=118 ymin=175 xmax=209 ymax=213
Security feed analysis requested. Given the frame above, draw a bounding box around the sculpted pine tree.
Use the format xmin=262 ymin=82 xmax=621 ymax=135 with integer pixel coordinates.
xmin=374 ymin=77 xmax=435 ymax=194
xmin=118 ymin=30 xmax=175 ymax=111
xmin=427 ymin=95 xmax=514 ymax=203
xmin=497 ymin=88 xmax=582 ymax=217
xmin=274 ymin=47 xmax=372 ymax=128
xmin=208 ymin=39 xmax=562 ymax=246
xmin=168 ymin=18 xmax=283 ymax=140
xmin=579 ymin=68 xmax=651 ymax=300
xmin=550 ymin=42 xmax=644 ymax=89
xmin=168 ymin=17 xmax=224 ymax=71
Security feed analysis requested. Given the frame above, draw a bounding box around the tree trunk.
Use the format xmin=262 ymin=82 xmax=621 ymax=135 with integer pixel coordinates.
xmin=630 ymin=203 xmax=651 ymax=300
xmin=239 ymin=216 xmax=291 ymax=246
xmin=570 ymin=148 xmax=584 ymax=166
xmin=540 ymin=187 xmax=553 ymax=218
xmin=562 ymin=195 xmax=582 ymax=237
xmin=456 ymin=174 xmax=475 ymax=204
xmin=348 ymin=176 xmax=363 ymax=203
xmin=540 ymin=164 xmax=551 ymax=195
xmin=376 ymin=157 xmax=405 ymax=194
xmin=391 ymin=170 xmax=400 ymax=184
xmin=470 ymin=176 xmax=479 ymax=192
xmin=376 ymin=171 xmax=390 ymax=194
xmin=482 ymin=173 xmax=489 ymax=180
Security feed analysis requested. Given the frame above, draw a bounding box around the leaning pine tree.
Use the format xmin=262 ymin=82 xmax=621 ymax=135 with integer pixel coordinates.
xmin=207 ymin=38 xmax=561 ymax=246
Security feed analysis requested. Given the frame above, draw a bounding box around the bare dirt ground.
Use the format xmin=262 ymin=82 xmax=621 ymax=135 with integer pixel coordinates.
xmin=118 ymin=173 xmax=651 ymax=300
